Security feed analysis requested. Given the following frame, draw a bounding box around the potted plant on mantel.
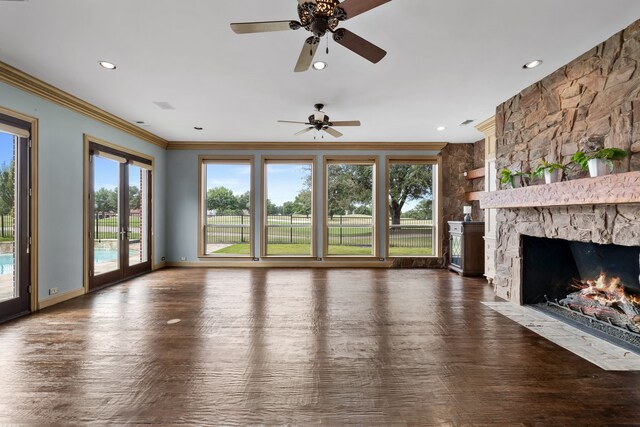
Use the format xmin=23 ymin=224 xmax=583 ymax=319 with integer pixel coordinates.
xmin=533 ymin=160 xmax=566 ymax=184
xmin=571 ymin=148 xmax=628 ymax=177
xmin=499 ymin=169 xmax=531 ymax=189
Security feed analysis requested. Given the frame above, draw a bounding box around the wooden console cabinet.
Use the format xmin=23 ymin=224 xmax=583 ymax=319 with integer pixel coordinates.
xmin=448 ymin=221 xmax=485 ymax=276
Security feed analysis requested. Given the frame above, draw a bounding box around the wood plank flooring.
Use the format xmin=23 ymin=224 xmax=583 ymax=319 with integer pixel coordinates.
xmin=1 ymin=268 xmax=640 ymax=425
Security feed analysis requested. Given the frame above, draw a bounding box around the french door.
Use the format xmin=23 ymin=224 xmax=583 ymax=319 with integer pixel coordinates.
xmin=0 ymin=116 xmax=31 ymax=323
xmin=89 ymin=142 xmax=152 ymax=291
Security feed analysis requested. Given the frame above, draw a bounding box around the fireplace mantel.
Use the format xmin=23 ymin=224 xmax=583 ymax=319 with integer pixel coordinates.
xmin=479 ymin=171 xmax=640 ymax=209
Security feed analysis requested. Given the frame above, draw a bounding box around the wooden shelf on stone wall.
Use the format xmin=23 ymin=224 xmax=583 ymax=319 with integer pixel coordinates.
xmin=464 ymin=168 xmax=485 ymax=202
xmin=479 ymin=171 xmax=640 ymax=209
xmin=464 ymin=167 xmax=485 ymax=180
xmin=465 ymin=191 xmax=485 ymax=202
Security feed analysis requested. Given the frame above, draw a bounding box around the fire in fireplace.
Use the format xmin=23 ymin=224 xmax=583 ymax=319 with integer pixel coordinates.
xmin=521 ymin=236 xmax=640 ymax=351
xmin=561 ymin=272 xmax=640 ymax=333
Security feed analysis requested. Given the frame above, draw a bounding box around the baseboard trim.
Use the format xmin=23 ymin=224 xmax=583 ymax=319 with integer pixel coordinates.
xmin=166 ymin=260 xmax=393 ymax=268
xmin=38 ymin=287 xmax=86 ymax=310
xmin=153 ymin=261 xmax=166 ymax=271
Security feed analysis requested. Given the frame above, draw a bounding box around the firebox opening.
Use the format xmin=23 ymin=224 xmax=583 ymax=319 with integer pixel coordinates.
xmin=522 ymin=236 xmax=640 ymax=305
xmin=522 ymin=235 xmax=640 ymax=352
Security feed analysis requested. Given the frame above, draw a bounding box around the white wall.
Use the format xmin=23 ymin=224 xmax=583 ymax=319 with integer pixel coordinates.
xmin=166 ymin=149 xmax=440 ymax=262
xmin=0 ymin=82 xmax=166 ymax=301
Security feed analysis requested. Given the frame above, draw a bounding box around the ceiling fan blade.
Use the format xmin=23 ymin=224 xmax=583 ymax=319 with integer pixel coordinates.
xmin=230 ymin=21 xmax=298 ymax=34
xmin=324 ymin=127 xmax=343 ymax=138
xmin=330 ymin=120 xmax=361 ymax=127
xmin=336 ymin=0 xmax=391 ymax=20
xmin=278 ymin=120 xmax=309 ymax=124
xmin=294 ymin=36 xmax=320 ymax=72
xmin=295 ymin=127 xmax=315 ymax=136
xmin=333 ymin=29 xmax=386 ymax=63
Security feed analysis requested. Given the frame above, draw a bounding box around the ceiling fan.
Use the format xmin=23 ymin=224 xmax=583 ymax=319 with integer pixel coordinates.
xmin=278 ymin=104 xmax=361 ymax=138
xmin=230 ymin=0 xmax=390 ymax=72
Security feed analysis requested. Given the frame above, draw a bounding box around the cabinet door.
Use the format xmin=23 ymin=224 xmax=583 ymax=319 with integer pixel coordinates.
xmin=450 ymin=234 xmax=462 ymax=267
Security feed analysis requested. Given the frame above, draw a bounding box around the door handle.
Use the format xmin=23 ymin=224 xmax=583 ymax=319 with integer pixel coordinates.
xmin=120 ymin=227 xmax=128 ymax=241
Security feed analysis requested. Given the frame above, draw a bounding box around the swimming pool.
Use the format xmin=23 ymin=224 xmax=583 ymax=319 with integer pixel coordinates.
xmin=0 ymin=253 xmax=14 ymax=275
xmin=0 ymin=250 xmax=136 ymax=276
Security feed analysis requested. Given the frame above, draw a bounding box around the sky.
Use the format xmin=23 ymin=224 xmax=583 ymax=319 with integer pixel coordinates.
xmin=94 ymin=156 xmax=119 ymax=190
xmin=0 ymin=132 xmax=15 ymax=167
xmin=93 ymin=156 xmax=143 ymax=191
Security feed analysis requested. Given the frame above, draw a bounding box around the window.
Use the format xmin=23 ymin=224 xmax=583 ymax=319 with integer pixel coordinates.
xmin=262 ymin=158 xmax=314 ymax=257
xmin=324 ymin=157 xmax=377 ymax=256
xmin=199 ymin=157 xmax=253 ymax=257
xmin=386 ymin=158 xmax=438 ymax=257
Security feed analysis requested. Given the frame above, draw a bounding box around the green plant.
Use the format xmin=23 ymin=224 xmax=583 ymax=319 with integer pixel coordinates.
xmin=532 ymin=160 xmax=565 ymax=179
xmin=499 ymin=169 xmax=531 ymax=188
xmin=572 ymin=148 xmax=628 ymax=171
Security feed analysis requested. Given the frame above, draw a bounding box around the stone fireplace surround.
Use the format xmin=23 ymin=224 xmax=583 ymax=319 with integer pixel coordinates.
xmin=481 ymin=172 xmax=640 ymax=303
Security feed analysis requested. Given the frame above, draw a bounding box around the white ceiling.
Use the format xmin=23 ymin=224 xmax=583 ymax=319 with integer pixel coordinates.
xmin=1 ymin=0 xmax=639 ymax=144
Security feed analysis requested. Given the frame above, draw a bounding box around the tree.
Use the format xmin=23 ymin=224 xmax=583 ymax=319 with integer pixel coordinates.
xmin=129 ymin=186 xmax=140 ymax=210
xmin=292 ymin=190 xmax=312 ymax=215
xmin=236 ymin=191 xmax=250 ymax=213
xmin=282 ymin=201 xmax=296 ymax=215
xmin=404 ymin=199 xmax=432 ymax=220
xmin=207 ymin=186 xmax=238 ymax=214
xmin=95 ymin=187 xmax=118 ymax=213
xmin=266 ymin=199 xmax=281 ymax=215
xmin=0 ymin=160 xmax=14 ymax=216
xmin=326 ymin=164 xmax=372 ymax=216
xmin=388 ymin=164 xmax=432 ymax=224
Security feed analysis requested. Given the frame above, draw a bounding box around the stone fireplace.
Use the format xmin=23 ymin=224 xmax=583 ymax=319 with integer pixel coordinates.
xmin=481 ymin=173 xmax=640 ymax=349
xmin=493 ymin=200 xmax=640 ymax=304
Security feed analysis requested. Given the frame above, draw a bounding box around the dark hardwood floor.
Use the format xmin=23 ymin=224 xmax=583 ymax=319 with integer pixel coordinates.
xmin=1 ymin=268 xmax=640 ymax=425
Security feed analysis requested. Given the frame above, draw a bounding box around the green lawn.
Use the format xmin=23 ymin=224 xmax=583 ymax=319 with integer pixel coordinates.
xmin=211 ymin=243 xmax=375 ymax=256
xmin=388 ymin=247 xmax=433 ymax=256
xmin=212 ymin=243 xmax=432 ymax=256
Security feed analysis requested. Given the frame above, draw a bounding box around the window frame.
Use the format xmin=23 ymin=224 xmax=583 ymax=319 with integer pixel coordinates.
xmin=323 ymin=155 xmax=379 ymax=259
xmin=198 ymin=155 xmax=255 ymax=259
xmin=385 ymin=155 xmax=442 ymax=259
xmin=260 ymin=156 xmax=317 ymax=259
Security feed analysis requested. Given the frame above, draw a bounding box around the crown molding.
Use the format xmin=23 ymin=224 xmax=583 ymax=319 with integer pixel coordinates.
xmin=475 ymin=116 xmax=496 ymax=136
xmin=166 ymin=141 xmax=448 ymax=151
xmin=0 ymin=60 xmax=168 ymax=149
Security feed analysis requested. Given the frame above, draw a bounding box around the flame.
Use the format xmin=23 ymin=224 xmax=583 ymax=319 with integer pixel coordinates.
xmin=575 ymin=272 xmax=640 ymax=306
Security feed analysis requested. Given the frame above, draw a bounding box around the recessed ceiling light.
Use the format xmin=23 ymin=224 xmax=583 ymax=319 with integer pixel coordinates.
xmin=98 ymin=60 xmax=117 ymax=70
xmin=194 ymin=126 xmax=203 ymax=131
xmin=437 ymin=126 xmax=446 ymax=131
xmin=523 ymin=59 xmax=543 ymax=69
xmin=313 ymin=61 xmax=327 ymax=70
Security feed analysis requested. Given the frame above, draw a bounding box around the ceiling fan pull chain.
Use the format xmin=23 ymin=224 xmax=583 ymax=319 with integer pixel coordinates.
xmin=326 ymin=35 xmax=329 ymax=54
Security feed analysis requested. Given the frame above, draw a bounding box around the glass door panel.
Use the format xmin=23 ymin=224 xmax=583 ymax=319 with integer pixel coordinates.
xmin=127 ymin=164 xmax=149 ymax=267
xmin=92 ymin=155 xmax=121 ymax=276
xmin=0 ymin=133 xmax=16 ymax=304
xmin=89 ymin=142 xmax=152 ymax=291
xmin=0 ymin=119 xmax=30 ymax=322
